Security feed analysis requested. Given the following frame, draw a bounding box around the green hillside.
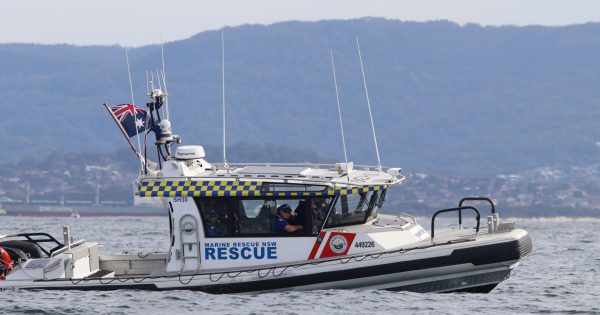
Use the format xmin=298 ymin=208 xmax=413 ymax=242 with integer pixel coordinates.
xmin=2 ymin=19 xmax=600 ymax=177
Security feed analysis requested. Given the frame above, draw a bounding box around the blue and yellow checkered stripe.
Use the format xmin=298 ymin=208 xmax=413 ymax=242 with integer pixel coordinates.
xmin=138 ymin=180 xmax=384 ymax=197
xmin=139 ymin=180 xmax=261 ymax=197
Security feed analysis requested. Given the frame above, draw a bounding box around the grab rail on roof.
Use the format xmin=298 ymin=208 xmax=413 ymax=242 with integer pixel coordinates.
xmin=212 ymin=162 xmax=395 ymax=172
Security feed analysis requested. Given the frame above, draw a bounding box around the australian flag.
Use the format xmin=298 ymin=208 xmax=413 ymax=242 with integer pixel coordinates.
xmin=109 ymin=104 xmax=148 ymax=138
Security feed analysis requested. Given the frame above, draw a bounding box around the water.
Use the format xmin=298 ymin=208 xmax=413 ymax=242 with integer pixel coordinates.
xmin=1 ymin=216 xmax=599 ymax=314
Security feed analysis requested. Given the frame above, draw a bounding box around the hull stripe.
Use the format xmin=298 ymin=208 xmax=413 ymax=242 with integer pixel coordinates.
xmin=308 ymin=232 xmax=327 ymax=260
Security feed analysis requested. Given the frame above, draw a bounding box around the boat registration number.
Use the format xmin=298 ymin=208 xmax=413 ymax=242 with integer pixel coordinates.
xmin=354 ymin=241 xmax=375 ymax=248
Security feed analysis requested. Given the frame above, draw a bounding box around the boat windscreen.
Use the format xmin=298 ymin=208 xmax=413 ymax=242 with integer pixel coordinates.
xmin=324 ymin=190 xmax=380 ymax=228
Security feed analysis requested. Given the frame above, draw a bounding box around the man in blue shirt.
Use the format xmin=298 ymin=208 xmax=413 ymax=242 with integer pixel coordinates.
xmin=271 ymin=204 xmax=303 ymax=233
xmin=205 ymin=210 xmax=227 ymax=237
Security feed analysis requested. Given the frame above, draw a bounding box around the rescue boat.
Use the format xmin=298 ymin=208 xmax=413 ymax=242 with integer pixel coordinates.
xmin=0 ymin=57 xmax=531 ymax=292
xmin=0 ymin=150 xmax=532 ymax=292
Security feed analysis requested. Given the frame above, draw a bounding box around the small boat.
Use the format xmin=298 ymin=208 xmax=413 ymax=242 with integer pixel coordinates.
xmin=0 ymin=43 xmax=531 ymax=292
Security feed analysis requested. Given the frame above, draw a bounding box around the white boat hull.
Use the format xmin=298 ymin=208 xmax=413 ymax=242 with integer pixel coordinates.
xmin=0 ymin=229 xmax=531 ymax=293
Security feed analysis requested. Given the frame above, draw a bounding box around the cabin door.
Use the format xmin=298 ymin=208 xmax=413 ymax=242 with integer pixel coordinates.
xmin=179 ymin=214 xmax=201 ymax=272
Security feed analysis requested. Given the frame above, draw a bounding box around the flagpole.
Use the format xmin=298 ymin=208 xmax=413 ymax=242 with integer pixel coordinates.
xmin=102 ymin=102 xmax=142 ymax=160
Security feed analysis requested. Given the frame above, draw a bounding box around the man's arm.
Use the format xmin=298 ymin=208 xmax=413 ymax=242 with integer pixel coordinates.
xmin=284 ymin=224 xmax=303 ymax=232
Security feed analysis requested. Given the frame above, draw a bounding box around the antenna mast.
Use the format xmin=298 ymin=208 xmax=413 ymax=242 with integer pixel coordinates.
xmin=330 ymin=49 xmax=349 ymax=166
xmin=355 ymin=36 xmax=382 ymax=171
xmin=125 ymin=48 xmax=144 ymax=171
xmin=145 ymin=70 xmax=150 ymax=96
xmin=221 ymin=31 xmax=229 ymax=168
xmin=155 ymin=68 xmax=165 ymax=118
xmin=150 ymin=71 xmax=155 ymax=90
xmin=160 ymin=35 xmax=170 ymax=120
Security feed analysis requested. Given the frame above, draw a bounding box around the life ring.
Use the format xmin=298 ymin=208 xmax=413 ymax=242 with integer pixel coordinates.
xmin=0 ymin=246 xmax=13 ymax=280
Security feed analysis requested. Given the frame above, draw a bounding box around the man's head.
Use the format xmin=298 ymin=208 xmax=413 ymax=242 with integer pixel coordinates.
xmin=207 ymin=211 xmax=219 ymax=223
xmin=277 ymin=204 xmax=293 ymax=218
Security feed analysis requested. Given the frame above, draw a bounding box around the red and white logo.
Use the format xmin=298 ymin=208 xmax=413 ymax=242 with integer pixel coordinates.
xmin=308 ymin=232 xmax=356 ymax=259
xmin=329 ymin=235 xmax=348 ymax=254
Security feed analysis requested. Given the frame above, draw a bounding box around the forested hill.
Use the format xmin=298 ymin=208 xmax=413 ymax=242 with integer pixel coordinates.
xmin=2 ymin=18 xmax=600 ymax=177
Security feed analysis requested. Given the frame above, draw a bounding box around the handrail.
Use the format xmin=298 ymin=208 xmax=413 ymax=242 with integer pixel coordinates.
xmin=138 ymin=176 xmax=336 ymax=185
xmin=136 ymin=175 xmax=399 ymax=188
xmin=457 ymin=197 xmax=496 ymax=228
xmin=8 ymin=232 xmax=63 ymax=256
xmin=213 ymin=162 xmax=388 ymax=171
xmin=398 ymin=212 xmax=417 ymax=225
xmin=458 ymin=197 xmax=496 ymax=214
xmin=166 ymin=161 xmax=400 ymax=177
xmin=430 ymin=206 xmax=481 ymax=241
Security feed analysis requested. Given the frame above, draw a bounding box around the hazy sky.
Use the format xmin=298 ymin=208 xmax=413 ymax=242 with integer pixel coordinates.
xmin=3 ymin=0 xmax=600 ymax=46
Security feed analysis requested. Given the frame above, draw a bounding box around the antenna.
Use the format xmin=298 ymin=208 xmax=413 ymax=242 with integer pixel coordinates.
xmin=145 ymin=70 xmax=150 ymax=96
xmin=329 ymin=49 xmax=349 ymax=166
xmin=155 ymin=69 xmax=163 ymax=90
xmin=160 ymin=35 xmax=170 ymax=120
xmin=161 ymin=69 xmax=169 ymax=115
xmin=143 ymin=70 xmax=151 ymax=174
xmin=221 ymin=31 xmax=229 ymax=168
xmin=155 ymin=68 xmax=166 ymax=119
xmin=156 ymin=68 xmax=162 ymax=90
xmin=125 ymin=47 xmax=144 ymax=171
xmin=150 ymin=71 xmax=155 ymax=90
xmin=355 ymin=36 xmax=382 ymax=171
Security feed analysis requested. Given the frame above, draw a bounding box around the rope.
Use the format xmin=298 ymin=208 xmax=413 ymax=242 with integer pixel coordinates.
xmin=34 ymin=241 xmax=447 ymax=288
xmin=178 ymin=273 xmax=195 ymax=285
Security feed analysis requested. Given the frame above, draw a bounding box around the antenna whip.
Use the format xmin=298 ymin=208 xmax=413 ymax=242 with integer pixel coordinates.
xmin=356 ymin=36 xmax=382 ymax=171
xmin=330 ymin=49 xmax=349 ymax=166
xmin=125 ymin=48 xmax=144 ymax=172
xmin=160 ymin=35 xmax=170 ymax=120
xmin=221 ymin=31 xmax=229 ymax=168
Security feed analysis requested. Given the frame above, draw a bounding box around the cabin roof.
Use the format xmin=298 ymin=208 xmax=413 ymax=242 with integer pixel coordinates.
xmin=138 ymin=163 xmax=404 ymax=198
xmin=203 ymin=163 xmax=400 ymax=186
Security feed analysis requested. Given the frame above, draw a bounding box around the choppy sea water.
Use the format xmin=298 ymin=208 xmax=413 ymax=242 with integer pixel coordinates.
xmin=1 ymin=216 xmax=599 ymax=315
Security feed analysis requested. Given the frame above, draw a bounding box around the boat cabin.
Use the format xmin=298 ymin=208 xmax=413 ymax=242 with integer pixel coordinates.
xmin=193 ymin=182 xmax=385 ymax=237
xmin=136 ymin=147 xmax=412 ymax=272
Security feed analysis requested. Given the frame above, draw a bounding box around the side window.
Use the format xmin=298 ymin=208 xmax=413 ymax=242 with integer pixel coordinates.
xmin=236 ymin=199 xmax=277 ymax=235
xmin=234 ymin=198 xmax=309 ymax=236
xmin=325 ymin=191 xmax=379 ymax=228
xmin=196 ymin=197 xmax=336 ymax=237
xmin=197 ymin=198 xmax=229 ymax=237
